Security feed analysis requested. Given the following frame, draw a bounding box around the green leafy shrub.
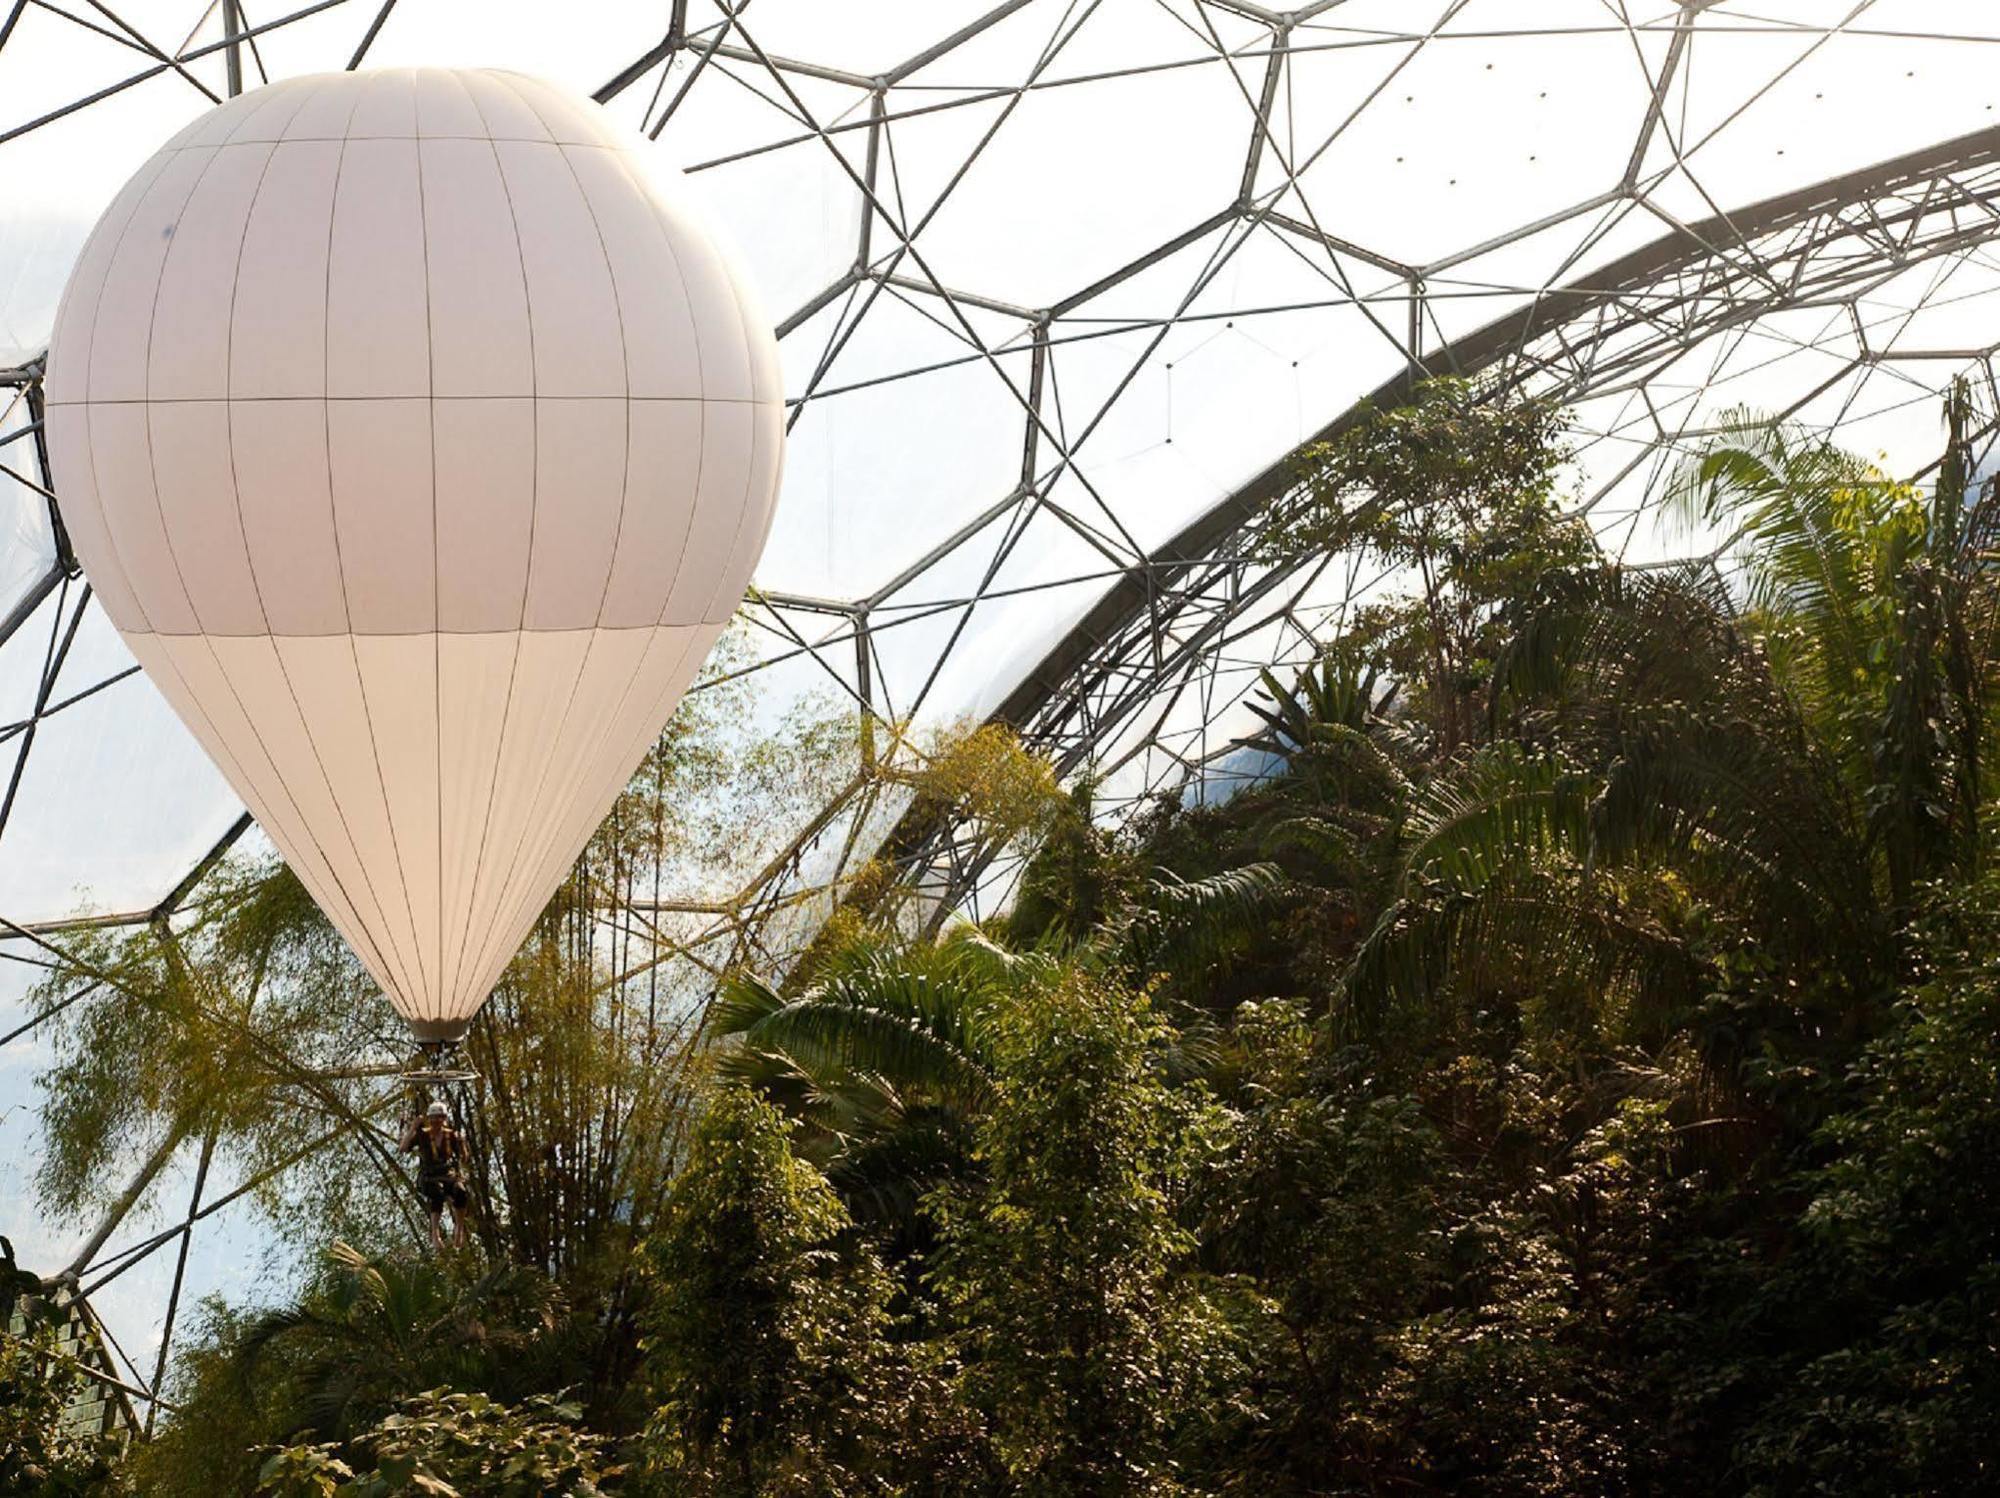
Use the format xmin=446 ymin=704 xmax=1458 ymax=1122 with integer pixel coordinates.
xmin=256 ymin=1388 xmax=615 ymax=1497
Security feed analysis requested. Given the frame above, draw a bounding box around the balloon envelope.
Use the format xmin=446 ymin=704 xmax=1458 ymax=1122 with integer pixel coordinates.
xmin=43 ymin=69 xmax=783 ymax=1041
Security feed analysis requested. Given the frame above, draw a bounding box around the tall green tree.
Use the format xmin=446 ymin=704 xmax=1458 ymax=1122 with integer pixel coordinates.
xmin=928 ymin=967 xmax=1242 ymax=1496
xmin=634 ymin=1084 xmax=910 ymax=1496
xmin=1664 ymin=393 xmax=2000 ymax=910
xmin=1718 ymin=868 xmax=2000 ymax=1493
xmin=1345 ymin=399 xmax=2000 ymax=1063
xmin=712 ymin=856 xmax=1286 ymax=1246
xmin=1275 ymin=377 xmax=1590 ymax=753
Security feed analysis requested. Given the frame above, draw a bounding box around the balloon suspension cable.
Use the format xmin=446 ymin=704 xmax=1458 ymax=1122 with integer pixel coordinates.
xmin=401 ymin=1039 xmax=479 ymax=1089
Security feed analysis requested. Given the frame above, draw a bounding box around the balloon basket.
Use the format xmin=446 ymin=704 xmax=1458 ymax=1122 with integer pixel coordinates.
xmin=400 ymin=1041 xmax=478 ymax=1089
xmin=401 ymin=1064 xmax=479 ymax=1087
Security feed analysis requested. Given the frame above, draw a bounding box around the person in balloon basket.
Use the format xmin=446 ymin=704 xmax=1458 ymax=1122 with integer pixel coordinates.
xmin=400 ymin=1100 xmax=471 ymax=1251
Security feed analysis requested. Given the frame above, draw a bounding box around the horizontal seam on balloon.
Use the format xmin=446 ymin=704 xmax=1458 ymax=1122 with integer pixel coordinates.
xmin=169 ymin=134 xmax=593 ymax=145
xmin=45 ymin=395 xmax=768 ymax=405
xmin=129 ymin=624 xmax=700 ymax=638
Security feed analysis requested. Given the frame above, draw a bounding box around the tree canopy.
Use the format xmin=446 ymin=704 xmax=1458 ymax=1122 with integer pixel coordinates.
xmin=14 ymin=379 xmax=2000 ymax=1496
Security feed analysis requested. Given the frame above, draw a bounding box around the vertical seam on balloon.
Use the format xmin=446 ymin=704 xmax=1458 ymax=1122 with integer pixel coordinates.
xmin=451 ymin=77 xmax=644 ymax=990
xmin=363 ymin=80 xmax=445 ymax=1025
xmin=260 ymin=656 xmax=428 ymax=1009
xmin=491 ymin=73 xmax=629 ymax=629
xmin=44 ymin=131 xmax=156 ymax=409
xmin=77 ymin=152 xmax=189 ymax=634
xmin=457 ymin=632 xmax=612 ymax=984
xmin=251 ymin=647 xmax=427 ymax=1005
xmin=221 ymin=140 xmax=280 ymax=638
xmin=701 ymin=402 xmax=763 ymax=627
xmin=47 ymin=172 xmax=127 ymax=396
xmin=444 ymin=476 xmax=619 ymax=980
xmin=67 ymin=148 xmax=176 ymax=632
xmin=489 ymin=187 xmax=542 ymax=625
xmin=488 ymin=628 xmax=676 ymax=987
xmin=251 ymin=84 xmax=434 ymax=1005
xmin=205 ymin=651 xmax=404 ymax=989
xmin=138 ymin=142 xmax=233 ymax=635
xmin=430 ymin=629 xmax=443 ymax=1021
xmin=449 ymin=630 xmax=522 ymax=1016
xmin=211 ymin=131 xmax=410 ymax=1016
xmin=423 ymin=82 xmax=446 ymax=1021
xmin=694 ymin=240 xmax=768 ymax=626
xmin=614 ymin=147 xmax=709 ymax=628
xmin=476 ymin=636 xmax=656 ymax=1000
xmin=217 ymin=82 xmax=265 ymax=145
xmin=578 ymin=627 xmax=702 ymax=892
xmin=321 ymin=82 xmax=360 ymax=634
xmin=541 ymin=622 xmax=702 ymax=923
xmin=346 ymin=90 xmax=438 ymax=1022
xmin=75 ymin=90 xmax=408 ymax=998
xmin=343 ymin=632 xmax=431 ymax=1017
xmin=464 ymin=623 xmax=680 ymax=1005
xmin=327 ymin=82 xmax=437 ymax=1017
xmin=259 ymin=88 xmax=428 ymax=1004
xmin=422 ymin=86 xmax=446 ymax=1022
xmin=446 ymin=68 xmax=538 ymax=1015
xmin=677 ymin=201 xmax=757 ymax=626
xmin=131 ymin=634 xmax=398 ymax=990
xmin=455 ymin=628 xmax=609 ymax=998
xmin=430 ymin=68 xmax=520 ymax=1021
xmin=550 ymin=626 xmax=704 ymax=904
xmin=461 ymin=145 xmax=721 ymax=961
xmin=444 ymin=410 xmax=630 ymax=977
xmin=285 ymin=637 xmax=426 ymax=997
xmin=223 ymin=73 xmax=310 ymax=146
xmin=202 ymin=133 xmax=416 ymax=998
xmin=180 ymin=634 xmax=406 ymax=992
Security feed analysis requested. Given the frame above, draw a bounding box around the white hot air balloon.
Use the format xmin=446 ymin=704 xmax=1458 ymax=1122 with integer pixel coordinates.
xmin=42 ymin=69 xmax=784 ymax=1058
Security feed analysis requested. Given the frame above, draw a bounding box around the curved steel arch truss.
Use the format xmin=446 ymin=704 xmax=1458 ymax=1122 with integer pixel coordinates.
xmin=879 ymin=122 xmax=2000 ymax=906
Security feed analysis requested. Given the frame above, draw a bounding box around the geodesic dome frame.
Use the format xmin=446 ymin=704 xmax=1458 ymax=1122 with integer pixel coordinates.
xmin=10 ymin=0 xmax=2000 ymax=1426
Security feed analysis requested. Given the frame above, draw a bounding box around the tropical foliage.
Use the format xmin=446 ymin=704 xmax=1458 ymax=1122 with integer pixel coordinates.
xmin=20 ymin=377 xmax=2000 ymax=1495
xmin=632 ymin=1083 xmax=909 ymax=1495
xmin=1 ymin=1239 xmax=123 ymax=1497
xmin=254 ymin=1389 xmax=617 ymax=1498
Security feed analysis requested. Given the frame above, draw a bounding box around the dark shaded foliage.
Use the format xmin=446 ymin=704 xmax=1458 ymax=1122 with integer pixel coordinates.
xmin=110 ymin=382 xmax=2000 ymax=1495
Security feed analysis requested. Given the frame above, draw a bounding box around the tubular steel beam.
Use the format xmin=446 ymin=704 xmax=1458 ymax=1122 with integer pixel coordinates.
xmin=60 ymin=1122 xmax=190 ymax=1282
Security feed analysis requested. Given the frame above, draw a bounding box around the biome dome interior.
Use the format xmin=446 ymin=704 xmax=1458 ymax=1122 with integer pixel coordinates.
xmin=9 ymin=0 xmax=2000 ymax=1422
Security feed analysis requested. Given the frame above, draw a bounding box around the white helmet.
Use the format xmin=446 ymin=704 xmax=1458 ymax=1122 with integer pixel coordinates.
xmin=425 ymin=1101 xmax=448 ymax=1120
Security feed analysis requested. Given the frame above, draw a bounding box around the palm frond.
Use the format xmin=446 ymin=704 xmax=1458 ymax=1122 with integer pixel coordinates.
xmin=1664 ymin=411 xmax=1914 ymax=727
xmin=1255 ymin=810 xmax=1375 ymax=870
xmin=1344 ymin=872 xmax=1698 ymax=1044
xmin=1238 ymin=653 xmax=1395 ymax=763
xmin=709 ymin=971 xmax=786 ymax=1039
xmin=1400 ymin=746 xmax=1595 ymax=891
xmin=1591 ymin=702 xmax=1870 ymax=946
xmin=720 ymin=997 xmax=993 ymax=1112
xmin=824 ymin=1106 xmax=974 ymax=1231
xmin=1117 ymin=862 xmax=1292 ymax=975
